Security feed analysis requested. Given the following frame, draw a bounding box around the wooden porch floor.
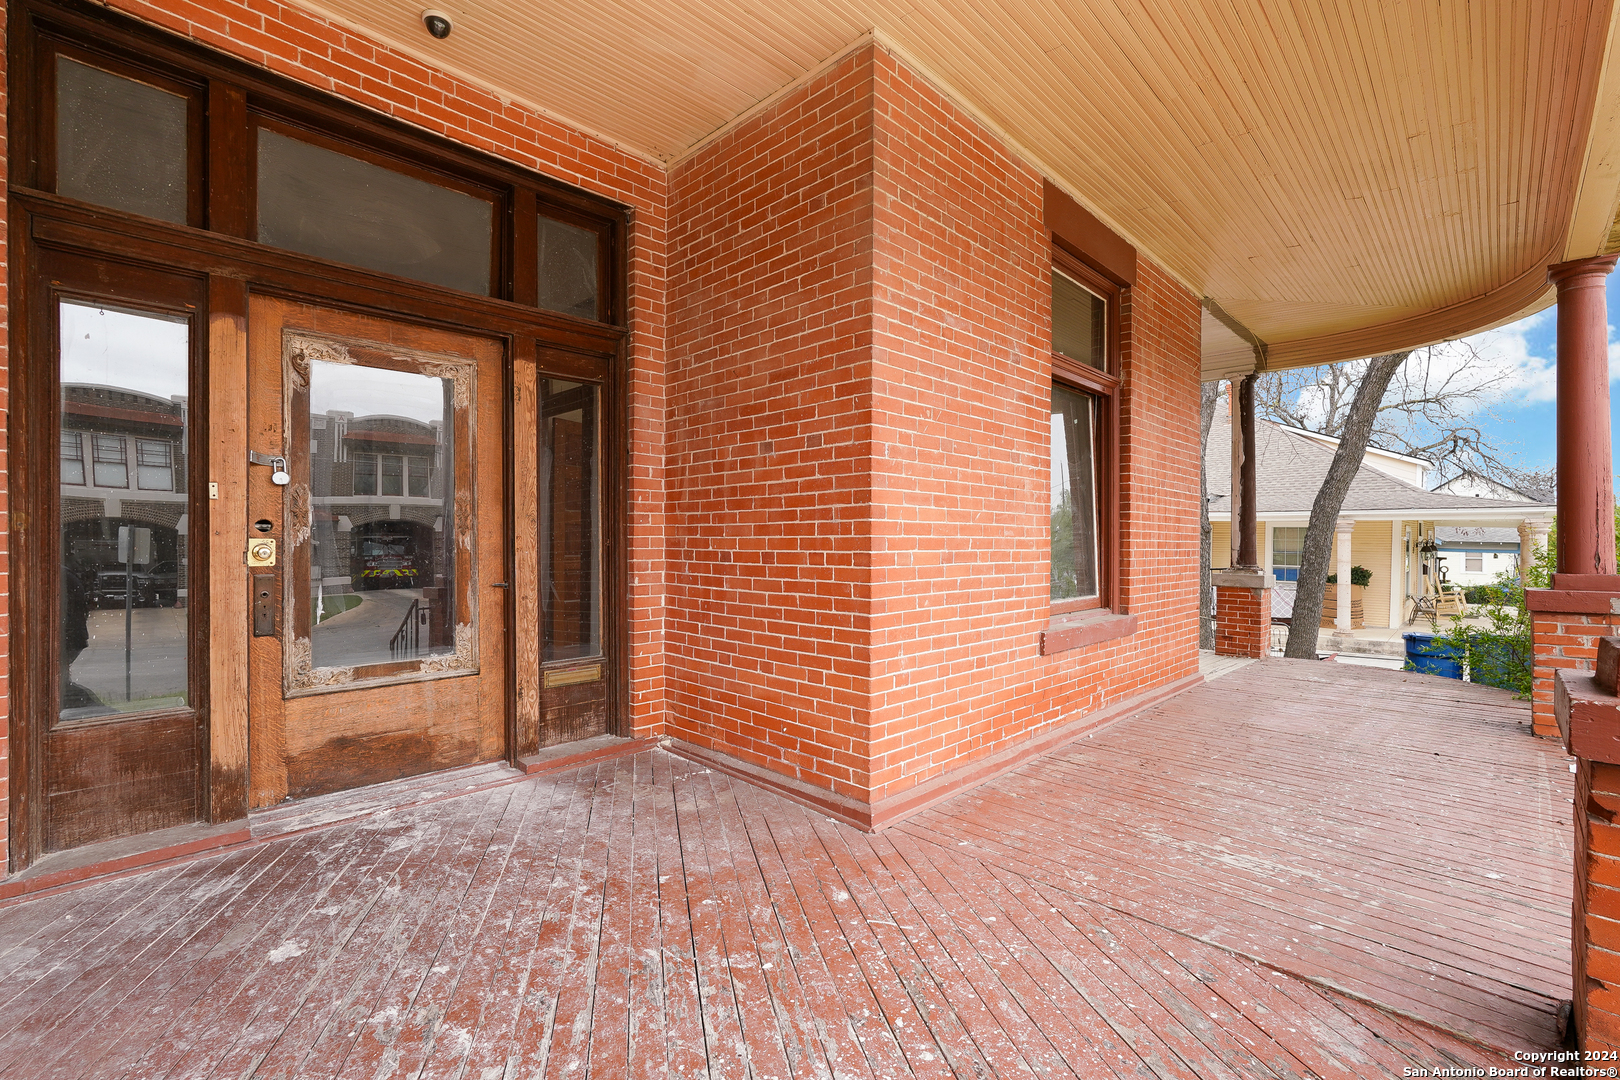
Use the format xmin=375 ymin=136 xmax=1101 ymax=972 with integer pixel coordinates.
xmin=0 ymin=660 xmax=1571 ymax=1078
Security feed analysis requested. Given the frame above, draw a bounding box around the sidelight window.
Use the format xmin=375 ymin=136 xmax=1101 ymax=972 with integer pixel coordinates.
xmin=57 ymin=300 xmax=191 ymax=719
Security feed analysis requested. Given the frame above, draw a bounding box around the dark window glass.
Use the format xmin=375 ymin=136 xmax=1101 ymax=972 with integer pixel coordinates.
xmin=380 ymin=455 xmax=404 ymax=497
xmin=56 ymin=57 xmax=189 ymax=224
xmin=61 ymin=432 xmax=85 ymax=485
xmin=537 ymin=215 xmax=599 ymax=320
xmin=1053 ymin=270 xmax=1106 ymax=370
xmin=353 ymin=454 xmax=377 ymax=496
xmin=257 ymin=128 xmax=494 ymax=295
xmin=541 ymin=379 xmax=600 ymax=661
xmin=92 ymin=434 xmax=128 ymax=488
xmin=1272 ymin=526 xmax=1305 ymax=583
xmin=1050 ymin=383 xmax=1098 ymax=601
xmin=58 ymin=300 xmax=190 ymax=719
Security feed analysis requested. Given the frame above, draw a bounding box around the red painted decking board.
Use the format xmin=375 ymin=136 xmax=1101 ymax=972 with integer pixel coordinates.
xmin=698 ymin=770 xmax=834 ymax=1078
xmin=872 ymin=831 xmax=1146 ymax=1078
xmin=27 ymin=842 xmax=321 ymax=1080
xmin=0 ymin=845 xmax=277 ymax=1074
xmin=739 ymin=775 xmax=906 ymax=1078
xmin=450 ymin=759 xmax=596 ymax=1080
xmin=156 ymin=781 xmax=504 ymax=1079
xmin=0 ymin=661 xmax=1563 ymax=1078
xmin=482 ymin=761 xmax=606 ymax=1080
xmin=905 ymin=785 xmax=1564 ymax=1024
xmin=896 ymin=661 xmax=1571 ymax=1051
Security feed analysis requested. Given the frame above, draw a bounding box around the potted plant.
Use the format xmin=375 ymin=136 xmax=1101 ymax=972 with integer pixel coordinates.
xmin=1320 ymin=565 xmax=1371 ymax=629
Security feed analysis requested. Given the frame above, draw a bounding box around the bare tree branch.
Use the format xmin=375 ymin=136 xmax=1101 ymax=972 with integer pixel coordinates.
xmin=1283 ymin=351 xmax=1410 ymax=658
xmin=1253 ymin=343 xmax=1518 ymax=487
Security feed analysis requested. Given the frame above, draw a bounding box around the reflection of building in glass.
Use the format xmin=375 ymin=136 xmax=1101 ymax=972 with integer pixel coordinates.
xmin=308 ymin=409 xmax=449 ymax=598
xmin=59 ymin=383 xmax=188 ymax=608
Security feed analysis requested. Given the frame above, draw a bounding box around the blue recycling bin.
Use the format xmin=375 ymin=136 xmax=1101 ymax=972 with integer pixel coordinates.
xmin=1403 ymin=632 xmax=1463 ymax=680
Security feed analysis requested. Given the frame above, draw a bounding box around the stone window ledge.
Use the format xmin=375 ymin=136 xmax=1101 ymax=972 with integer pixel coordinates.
xmin=1040 ymin=610 xmax=1138 ymax=656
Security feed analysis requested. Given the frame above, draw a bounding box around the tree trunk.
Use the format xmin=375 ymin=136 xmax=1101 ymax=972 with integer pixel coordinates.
xmin=1198 ymin=381 xmax=1220 ymax=649
xmin=1283 ymin=352 xmax=1410 ymax=658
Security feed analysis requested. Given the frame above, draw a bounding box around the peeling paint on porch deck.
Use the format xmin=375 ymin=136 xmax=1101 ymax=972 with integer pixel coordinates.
xmin=0 ymin=659 xmax=1570 ymax=1077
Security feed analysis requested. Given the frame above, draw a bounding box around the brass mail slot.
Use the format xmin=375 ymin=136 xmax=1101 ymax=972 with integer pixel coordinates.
xmin=544 ymin=663 xmax=602 ymax=689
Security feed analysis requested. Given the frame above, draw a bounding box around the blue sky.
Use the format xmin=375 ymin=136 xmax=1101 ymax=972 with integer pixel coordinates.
xmin=1448 ymin=277 xmax=1620 ymax=476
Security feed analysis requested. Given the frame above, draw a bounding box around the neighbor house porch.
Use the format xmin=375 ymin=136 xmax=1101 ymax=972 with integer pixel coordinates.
xmin=0 ymin=660 xmax=1568 ymax=1078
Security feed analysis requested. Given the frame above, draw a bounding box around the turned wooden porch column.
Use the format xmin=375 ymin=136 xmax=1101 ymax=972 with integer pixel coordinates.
xmin=1553 ymin=255 xmax=1620 ymax=577
xmin=1229 ymin=373 xmax=1259 ymax=570
xmin=1216 ymin=374 xmax=1269 ymax=657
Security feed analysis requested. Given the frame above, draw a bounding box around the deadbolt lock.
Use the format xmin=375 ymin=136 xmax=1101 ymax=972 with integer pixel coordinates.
xmin=247 ymin=537 xmax=277 ymax=567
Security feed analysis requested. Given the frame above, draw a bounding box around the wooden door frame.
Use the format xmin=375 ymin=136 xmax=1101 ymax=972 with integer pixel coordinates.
xmin=7 ymin=0 xmax=636 ymax=868
xmin=9 ymin=240 xmax=214 ymax=867
xmin=9 ymin=204 xmax=632 ymax=868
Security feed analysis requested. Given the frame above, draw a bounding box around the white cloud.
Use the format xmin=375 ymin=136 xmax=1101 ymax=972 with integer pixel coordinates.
xmin=1445 ymin=306 xmax=1620 ymax=406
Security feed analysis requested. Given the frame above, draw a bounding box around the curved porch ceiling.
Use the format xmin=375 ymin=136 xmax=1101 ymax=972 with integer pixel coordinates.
xmin=292 ymin=0 xmax=1620 ymax=374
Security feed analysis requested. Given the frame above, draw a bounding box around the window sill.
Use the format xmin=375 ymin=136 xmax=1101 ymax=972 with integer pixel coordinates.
xmin=1040 ymin=610 xmax=1137 ymax=656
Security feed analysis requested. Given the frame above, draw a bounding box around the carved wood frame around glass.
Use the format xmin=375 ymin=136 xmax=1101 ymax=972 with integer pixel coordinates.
xmin=281 ymin=331 xmax=480 ymax=694
xmin=7 ymin=0 xmax=633 ymax=868
xmin=1050 ymin=248 xmax=1122 ymax=616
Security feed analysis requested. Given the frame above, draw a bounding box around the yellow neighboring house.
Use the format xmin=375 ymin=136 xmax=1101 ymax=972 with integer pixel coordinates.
xmin=1206 ymin=415 xmax=1554 ymax=631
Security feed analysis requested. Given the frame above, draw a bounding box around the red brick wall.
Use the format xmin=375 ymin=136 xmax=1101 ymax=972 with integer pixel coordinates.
xmin=665 ymin=49 xmax=879 ymax=799
xmin=75 ymin=0 xmax=673 ymax=734
xmin=11 ymin=6 xmax=1204 ymax=828
xmin=1534 ymin=610 xmax=1620 ymax=737
xmin=1576 ymin=759 xmax=1620 ymax=1050
xmin=667 ymin=43 xmax=1201 ymax=808
xmin=1214 ymin=586 xmax=1270 ymax=659
xmin=862 ymin=51 xmax=1201 ymax=804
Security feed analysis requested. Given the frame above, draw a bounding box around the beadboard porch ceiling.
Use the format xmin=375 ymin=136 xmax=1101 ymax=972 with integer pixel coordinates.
xmin=295 ymin=0 xmax=1620 ymax=376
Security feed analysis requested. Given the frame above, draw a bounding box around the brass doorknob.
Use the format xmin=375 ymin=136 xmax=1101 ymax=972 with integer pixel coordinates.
xmin=247 ymin=537 xmax=278 ymax=567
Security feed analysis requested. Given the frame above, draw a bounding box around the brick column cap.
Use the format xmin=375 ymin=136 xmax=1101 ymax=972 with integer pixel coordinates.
xmin=1213 ymin=569 xmax=1269 ymax=589
xmin=1527 ymin=586 xmax=1620 ymax=613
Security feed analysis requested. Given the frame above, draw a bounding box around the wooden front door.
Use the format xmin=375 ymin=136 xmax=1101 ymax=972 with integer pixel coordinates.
xmin=246 ymin=297 xmax=508 ymax=807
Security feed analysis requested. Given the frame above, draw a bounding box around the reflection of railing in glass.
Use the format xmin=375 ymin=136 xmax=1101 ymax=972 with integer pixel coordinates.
xmin=57 ymin=300 xmax=191 ymax=720
xmin=389 ymin=597 xmax=429 ymax=659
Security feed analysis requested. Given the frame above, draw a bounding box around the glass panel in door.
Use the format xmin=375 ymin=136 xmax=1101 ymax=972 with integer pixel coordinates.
xmin=304 ymin=359 xmax=458 ymax=673
xmin=540 ymin=379 xmax=599 ymax=662
xmin=58 ymin=300 xmax=190 ymax=720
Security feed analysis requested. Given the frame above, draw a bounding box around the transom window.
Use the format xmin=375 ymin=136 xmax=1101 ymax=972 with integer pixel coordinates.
xmin=36 ymin=40 xmax=618 ymax=322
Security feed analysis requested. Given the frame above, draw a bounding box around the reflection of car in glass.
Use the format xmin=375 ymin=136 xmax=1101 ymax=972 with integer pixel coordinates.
xmin=92 ymin=561 xmax=182 ymax=608
xmin=354 ymin=534 xmax=423 ymax=589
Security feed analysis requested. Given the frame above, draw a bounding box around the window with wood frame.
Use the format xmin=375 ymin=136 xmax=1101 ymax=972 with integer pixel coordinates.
xmin=1049 ymin=254 xmax=1119 ymax=614
xmin=26 ymin=18 xmax=623 ymax=324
